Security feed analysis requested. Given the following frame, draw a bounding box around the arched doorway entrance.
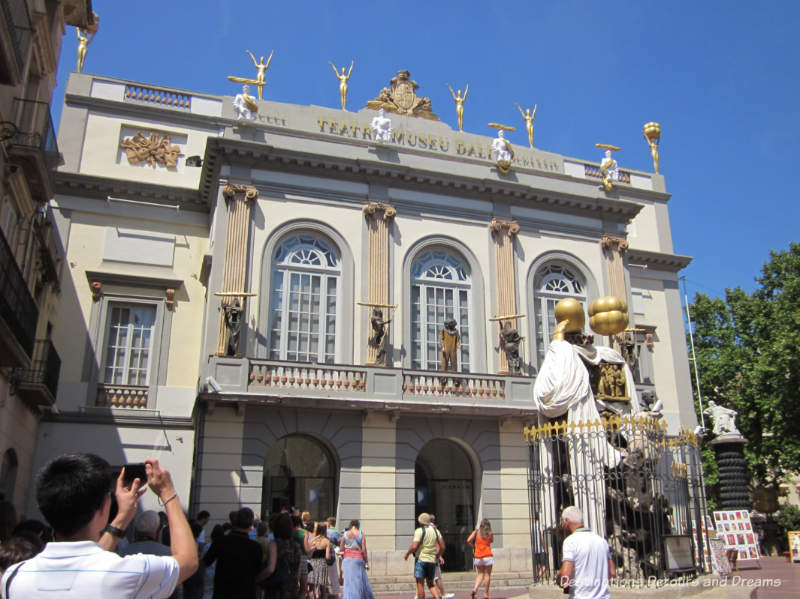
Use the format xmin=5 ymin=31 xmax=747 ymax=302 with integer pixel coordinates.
xmin=415 ymin=439 xmax=475 ymax=571
xmin=262 ymin=435 xmax=337 ymax=521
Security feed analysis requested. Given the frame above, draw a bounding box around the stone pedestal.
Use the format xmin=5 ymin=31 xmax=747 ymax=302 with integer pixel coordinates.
xmin=710 ymin=436 xmax=751 ymax=510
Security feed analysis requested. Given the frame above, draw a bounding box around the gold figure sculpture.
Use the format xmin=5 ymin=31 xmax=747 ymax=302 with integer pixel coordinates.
xmin=76 ymin=20 xmax=98 ymax=73
xmin=643 ymin=121 xmax=661 ymax=173
xmin=227 ymin=50 xmax=274 ymax=101
xmin=120 ymin=132 xmax=184 ymax=169
xmin=329 ymin=60 xmax=354 ymax=110
xmin=366 ymin=70 xmax=439 ymax=120
xmin=446 ymin=84 xmax=469 ymax=132
xmin=515 ymin=103 xmax=537 ymax=148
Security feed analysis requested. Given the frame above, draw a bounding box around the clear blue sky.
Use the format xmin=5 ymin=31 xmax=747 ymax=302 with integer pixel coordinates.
xmin=52 ymin=1 xmax=799 ymax=302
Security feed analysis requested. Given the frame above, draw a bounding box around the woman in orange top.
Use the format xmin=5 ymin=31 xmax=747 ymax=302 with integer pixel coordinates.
xmin=467 ymin=519 xmax=494 ymax=599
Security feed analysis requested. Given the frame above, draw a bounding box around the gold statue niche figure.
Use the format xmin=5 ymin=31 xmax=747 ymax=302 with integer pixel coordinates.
xmin=329 ymin=60 xmax=354 ymax=110
xmin=227 ymin=50 xmax=274 ymax=101
xmin=446 ymin=83 xmax=469 ymax=132
xmin=76 ymin=27 xmax=96 ymax=73
xmin=643 ymin=121 xmax=661 ymax=173
xmin=515 ymin=103 xmax=537 ymax=148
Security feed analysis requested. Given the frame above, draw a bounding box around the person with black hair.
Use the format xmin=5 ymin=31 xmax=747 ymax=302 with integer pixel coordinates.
xmin=203 ymin=507 xmax=266 ymax=599
xmin=0 ymin=453 xmax=197 ymax=598
xmin=0 ymin=537 xmax=39 ymax=573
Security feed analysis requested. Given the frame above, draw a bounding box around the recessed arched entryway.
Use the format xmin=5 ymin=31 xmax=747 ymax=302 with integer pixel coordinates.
xmin=415 ymin=439 xmax=476 ymax=571
xmin=261 ymin=435 xmax=337 ymax=521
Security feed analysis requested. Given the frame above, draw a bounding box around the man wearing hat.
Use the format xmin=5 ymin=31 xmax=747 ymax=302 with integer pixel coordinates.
xmin=404 ymin=513 xmax=444 ymax=599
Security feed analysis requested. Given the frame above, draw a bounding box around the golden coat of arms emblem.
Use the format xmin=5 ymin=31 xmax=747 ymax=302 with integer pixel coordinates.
xmin=366 ymin=70 xmax=439 ymax=120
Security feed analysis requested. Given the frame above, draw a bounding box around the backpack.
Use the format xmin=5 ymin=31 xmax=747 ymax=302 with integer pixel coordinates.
xmin=413 ymin=525 xmax=441 ymax=559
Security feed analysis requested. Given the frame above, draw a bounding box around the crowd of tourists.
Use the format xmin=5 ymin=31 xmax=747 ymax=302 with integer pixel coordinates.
xmin=0 ymin=450 xmax=612 ymax=599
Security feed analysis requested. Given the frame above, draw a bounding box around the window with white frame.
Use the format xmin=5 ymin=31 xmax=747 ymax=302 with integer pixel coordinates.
xmin=103 ymin=304 xmax=157 ymax=385
xmin=533 ymin=263 xmax=586 ymax=368
xmin=268 ymin=234 xmax=340 ymax=363
xmin=410 ymin=249 xmax=472 ymax=372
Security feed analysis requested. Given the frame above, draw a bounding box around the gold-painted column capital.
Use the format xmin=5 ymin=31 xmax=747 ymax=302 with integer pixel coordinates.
xmin=489 ymin=218 xmax=520 ymax=239
xmin=222 ymin=183 xmax=259 ymax=202
xmin=363 ymin=202 xmax=397 ymax=221
xmin=601 ymin=235 xmax=629 ymax=255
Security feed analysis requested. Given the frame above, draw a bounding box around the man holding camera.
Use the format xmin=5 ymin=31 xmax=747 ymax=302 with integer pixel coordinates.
xmin=557 ymin=506 xmax=615 ymax=599
xmin=1 ymin=454 xmax=197 ymax=598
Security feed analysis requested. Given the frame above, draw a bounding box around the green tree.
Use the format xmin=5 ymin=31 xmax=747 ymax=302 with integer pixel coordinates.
xmin=689 ymin=243 xmax=800 ymax=498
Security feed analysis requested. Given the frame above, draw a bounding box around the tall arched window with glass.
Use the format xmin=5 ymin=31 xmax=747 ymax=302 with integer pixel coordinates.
xmin=411 ymin=249 xmax=472 ymax=372
xmin=533 ymin=263 xmax=586 ymax=368
xmin=268 ymin=234 xmax=340 ymax=363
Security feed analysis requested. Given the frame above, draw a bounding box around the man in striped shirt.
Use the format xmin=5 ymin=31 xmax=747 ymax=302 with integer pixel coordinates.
xmin=1 ymin=454 xmax=197 ymax=598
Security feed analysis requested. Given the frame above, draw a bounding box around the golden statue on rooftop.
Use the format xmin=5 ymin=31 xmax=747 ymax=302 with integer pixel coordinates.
xmin=446 ymin=84 xmax=469 ymax=132
xmin=75 ymin=14 xmax=99 ymax=73
xmin=515 ymin=103 xmax=537 ymax=148
xmin=329 ymin=60 xmax=354 ymax=110
xmin=227 ymin=50 xmax=274 ymax=101
xmin=643 ymin=122 xmax=661 ymax=173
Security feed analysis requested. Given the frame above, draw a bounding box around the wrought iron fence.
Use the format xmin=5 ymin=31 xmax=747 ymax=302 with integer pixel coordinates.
xmin=526 ymin=416 xmax=709 ymax=584
xmin=12 ymin=98 xmax=59 ymax=162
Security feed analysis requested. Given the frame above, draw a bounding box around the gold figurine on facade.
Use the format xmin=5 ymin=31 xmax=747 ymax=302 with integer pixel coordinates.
xmin=515 ymin=103 xmax=537 ymax=148
xmin=643 ymin=122 xmax=661 ymax=173
xmin=446 ymin=84 xmax=469 ymax=132
xmin=227 ymin=50 xmax=274 ymax=101
xmin=329 ymin=60 xmax=354 ymax=110
xmin=75 ymin=15 xmax=99 ymax=73
xmin=596 ymin=143 xmax=621 ymax=191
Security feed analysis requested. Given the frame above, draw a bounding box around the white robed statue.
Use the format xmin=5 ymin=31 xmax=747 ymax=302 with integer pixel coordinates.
xmin=532 ymin=298 xmax=643 ymax=536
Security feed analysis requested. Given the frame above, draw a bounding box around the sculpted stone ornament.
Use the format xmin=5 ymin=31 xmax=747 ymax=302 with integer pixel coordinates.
xmin=369 ymin=308 xmax=392 ymax=366
xmin=499 ymin=321 xmax=523 ymax=374
xmin=366 ymin=70 xmax=439 ymax=120
xmin=490 ymin=127 xmax=515 ymax=174
xmin=704 ymin=400 xmax=743 ymax=439
xmin=596 ymin=144 xmax=621 ymax=191
xmin=370 ymin=108 xmax=392 ymax=142
xmin=224 ymin=299 xmax=243 ymax=357
xmin=120 ymin=132 xmax=184 ymax=168
xmin=232 ymin=84 xmax=258 ymax=121
xmin=440 ymin=318 xmax=460 ymax=373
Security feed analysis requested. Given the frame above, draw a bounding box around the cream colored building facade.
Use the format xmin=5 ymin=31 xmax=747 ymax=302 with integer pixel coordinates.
xmin=30 ymin=70 xmax=695 ymax=578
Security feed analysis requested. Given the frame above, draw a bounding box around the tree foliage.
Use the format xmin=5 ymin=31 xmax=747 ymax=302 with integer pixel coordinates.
xmin=689 ymin=243 xmax=800 ymax=491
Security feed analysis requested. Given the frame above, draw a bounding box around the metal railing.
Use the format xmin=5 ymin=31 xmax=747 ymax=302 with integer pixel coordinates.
xmin=0 ymin=0 xmax=33 ymax=77
xmin=11 ymin=98 xmax=60 ymax=165
xmin=526 ymin=416 xmax=709 ymax=584
xmin=0 ymin=228 xmax=37 ymax=357
xmin=15 ymin=338 xmax=61 ymax=401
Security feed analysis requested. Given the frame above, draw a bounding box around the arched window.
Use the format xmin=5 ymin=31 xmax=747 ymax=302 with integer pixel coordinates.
xmin=262 ymin=435 xmax=337 ymax=521
xmin=533 ymin=263 xmax=586 ymax=367
xmin=268 ymin=234 xmax=341 ymax=363
xmin=0 ymin=449 xmax=18 ymax=502
xmin=410 ymin=249 xmax=472 ymax=372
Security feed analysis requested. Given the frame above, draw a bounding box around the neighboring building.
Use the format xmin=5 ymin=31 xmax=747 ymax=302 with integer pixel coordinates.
xmin=0 ymin=0 xmax=94 ymax=515
xmin=31 ymin=69 xmax=695 ymax=579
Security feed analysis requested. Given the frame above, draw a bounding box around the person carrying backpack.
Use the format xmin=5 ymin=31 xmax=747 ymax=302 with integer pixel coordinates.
xmin=403 ymin=513 xmax=444 ymax=599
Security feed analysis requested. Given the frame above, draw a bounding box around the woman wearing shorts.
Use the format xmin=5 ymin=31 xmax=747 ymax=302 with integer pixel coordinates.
xmin=467 ymin=519 xmax=494 ymax=599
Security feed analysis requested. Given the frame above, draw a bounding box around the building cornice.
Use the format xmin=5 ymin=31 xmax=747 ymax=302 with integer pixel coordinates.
xmin=54 ymin=171 xmax=208 ymax=211
xmin=201 ymin=138 xmax=644 ymax=224
xmin=627 ymin=247 xmax=693 ymax=272
xmin=40 ymin=409 xmax=195 ymax=429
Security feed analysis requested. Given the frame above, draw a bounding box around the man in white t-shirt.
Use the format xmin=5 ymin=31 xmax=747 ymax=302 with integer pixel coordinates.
xmin=1 ymin=454 xmax=198 ymax=598
xmin=557 ymin=506 xmax=615 ymax=599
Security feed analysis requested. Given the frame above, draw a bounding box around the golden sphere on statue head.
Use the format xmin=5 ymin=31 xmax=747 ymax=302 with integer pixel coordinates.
xmin=554 ymin=298 xmax=585 ymax=333
xmin=643 ymin=121 xmax=661 ymax=143
xmin=588 ymin=296 xmax=629 ymax=336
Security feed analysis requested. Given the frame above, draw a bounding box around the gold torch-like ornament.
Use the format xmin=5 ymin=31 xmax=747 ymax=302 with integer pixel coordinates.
xmin=643 ymin=121 xmax=661 ymax=173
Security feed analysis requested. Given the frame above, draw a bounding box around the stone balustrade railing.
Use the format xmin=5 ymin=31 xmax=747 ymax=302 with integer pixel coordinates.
xmin=124 ymin=84 xmax=191 ymax=110
xmin=96 ymin=383 xmax=149 ymax=408
xmin=401 ymin=370 xmax=505 ymax=400
xmin=249 ymin=361 xmax=367 ymax=393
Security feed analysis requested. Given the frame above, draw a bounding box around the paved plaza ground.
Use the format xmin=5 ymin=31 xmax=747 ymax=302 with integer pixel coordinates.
xmin=372 ymin=556 xmax=800 ymax=599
